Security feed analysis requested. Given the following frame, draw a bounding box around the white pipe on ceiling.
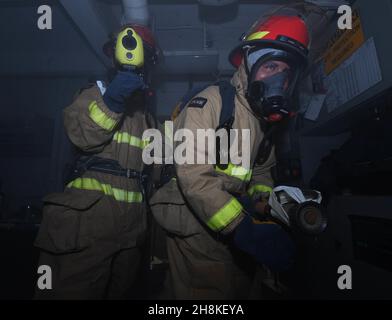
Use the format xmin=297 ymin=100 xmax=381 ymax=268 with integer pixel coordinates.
xmin=122 ymin=0 xmax=150 ymax=26
xmin=197 ymin=0 xmax=237 ymax=6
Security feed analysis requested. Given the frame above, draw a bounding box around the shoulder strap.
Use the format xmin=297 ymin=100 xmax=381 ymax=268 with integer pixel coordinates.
xmin=215 ymin=81 xmax=236 ymax=169
xmin=217 ymin=81 xmax=236 ymax=129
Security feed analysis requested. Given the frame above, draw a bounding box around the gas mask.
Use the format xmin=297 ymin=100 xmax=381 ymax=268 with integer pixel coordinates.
xmin=245 ymin=48 xmax=302 ymax=122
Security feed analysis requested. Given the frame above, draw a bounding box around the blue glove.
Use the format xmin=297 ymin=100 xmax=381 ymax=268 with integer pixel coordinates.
xmin=234 ymin=215 xmax=295 ymax=272
xmin=237 ymin=195 xmax=256 ymax=215
xmin=103 ymin=71 xmax=145 ymax=113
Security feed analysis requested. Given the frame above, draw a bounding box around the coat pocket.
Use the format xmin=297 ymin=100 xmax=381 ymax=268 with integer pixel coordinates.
xmin=150 ymin=179 xmax=202 ymax=237
xmin=34 ymin=191 xmax=103 ymax=254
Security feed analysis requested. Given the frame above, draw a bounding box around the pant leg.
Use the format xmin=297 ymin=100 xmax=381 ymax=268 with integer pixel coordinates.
xmin=105 ymin=246 xmax=142 ymax=300
xmin=34 ymin=239 xmax=116 ymax=300
xmin=167 ymin=229 xmax=255 ymax=300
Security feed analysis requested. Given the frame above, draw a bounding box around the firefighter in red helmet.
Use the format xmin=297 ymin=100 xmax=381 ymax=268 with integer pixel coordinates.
xmin=150 ymin=13 xmax=311 ymax=299
xmin=230 ymin=15 xmax=310 ymax=123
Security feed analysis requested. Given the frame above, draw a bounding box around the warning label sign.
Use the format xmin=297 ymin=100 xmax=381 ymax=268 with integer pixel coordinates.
xmin=324 ymin=9 xmax=365 ymax=75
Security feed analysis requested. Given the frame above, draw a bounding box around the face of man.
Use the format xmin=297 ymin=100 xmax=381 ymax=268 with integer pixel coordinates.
xmin=253 ymin=60 xmax=291 ymax=90
xmin=246 ymin=57 xmax=295 ymax=122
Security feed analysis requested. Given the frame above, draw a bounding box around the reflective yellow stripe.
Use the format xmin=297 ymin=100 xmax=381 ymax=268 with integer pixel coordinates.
xmin=247 ymin=184 xmax=272 ymax=196
xmin=113 ymin=131 xmax=150 ymax=150
xmin=67 ymin=178 xmax=143 ymax=203
xmin=88 ymin=101 xmax=118 ymax=131
xmin=215 ymin=163 xmax=252 ymax=182
xmin=246 ymin=31 xmax=270 ymax=41
xmin=207 ymin=197 xmax=243 ymax=231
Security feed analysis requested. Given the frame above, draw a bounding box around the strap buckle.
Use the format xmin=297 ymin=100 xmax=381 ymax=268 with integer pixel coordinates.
xmin=126 ymin=168 xmax=137 ymax=179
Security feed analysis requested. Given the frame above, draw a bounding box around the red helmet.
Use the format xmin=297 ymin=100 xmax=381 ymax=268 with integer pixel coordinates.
xmin=229 ymin=15 xmax=310 ymax=69
xmin=124 ymin=24 xmax=157 ymax=53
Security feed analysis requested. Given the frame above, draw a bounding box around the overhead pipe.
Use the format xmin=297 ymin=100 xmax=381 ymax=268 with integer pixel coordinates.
xmin=197 ymin=0 xmax=237 ymax=5
xmin=122 ymin=0 xmax=150 ymax=26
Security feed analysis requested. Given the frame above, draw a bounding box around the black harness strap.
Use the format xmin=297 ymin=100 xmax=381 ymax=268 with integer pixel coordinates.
xmin=66 ymin=155 xmax=148 ymax=201
xmin=217 ymin=81 xmax=236 ymax=129
xmin=68 ymin=156 xmax=145 ymax=179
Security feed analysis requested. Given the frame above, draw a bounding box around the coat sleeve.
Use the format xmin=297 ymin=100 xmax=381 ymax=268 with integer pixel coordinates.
xmin=175 ymin=88 xmax=245 ymax=235
xmin=247 ymin=146 xmax=276 ymax=201
xmin=63 ymin=85 xmax=123 ymax=153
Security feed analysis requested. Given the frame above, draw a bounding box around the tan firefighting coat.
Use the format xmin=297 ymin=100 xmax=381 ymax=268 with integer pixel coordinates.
xmin=35 ymin=84 xmax=152 ymax=253
xmin=150 ymin=62 xmax=276 ymax=236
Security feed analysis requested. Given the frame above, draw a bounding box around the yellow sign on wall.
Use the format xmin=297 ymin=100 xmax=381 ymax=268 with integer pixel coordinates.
xmin=324 ymin=9 xmax=365 ymax=75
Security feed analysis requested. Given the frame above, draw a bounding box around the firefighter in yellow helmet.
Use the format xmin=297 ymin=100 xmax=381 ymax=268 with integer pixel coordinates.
xmin=34 ymin=25 xmax=160 ymax=299
xmin=150 ymin=14 xmax=311 ymax=299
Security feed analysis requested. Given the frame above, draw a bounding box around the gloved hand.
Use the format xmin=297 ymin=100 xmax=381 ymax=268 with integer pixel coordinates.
xmin=103 ymin=70 xmax=145 ymax=113
xmin=237 ymin=195 xmax=256 ymax=215
xmin=233 ymin=214 xmax=295 ymax=272
xmin=237 ymin=195 xmax=270 ymax=220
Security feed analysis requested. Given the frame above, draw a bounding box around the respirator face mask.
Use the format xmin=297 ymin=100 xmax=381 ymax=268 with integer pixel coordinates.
xmin=245 ymin=48 xmax=302 ymax=122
